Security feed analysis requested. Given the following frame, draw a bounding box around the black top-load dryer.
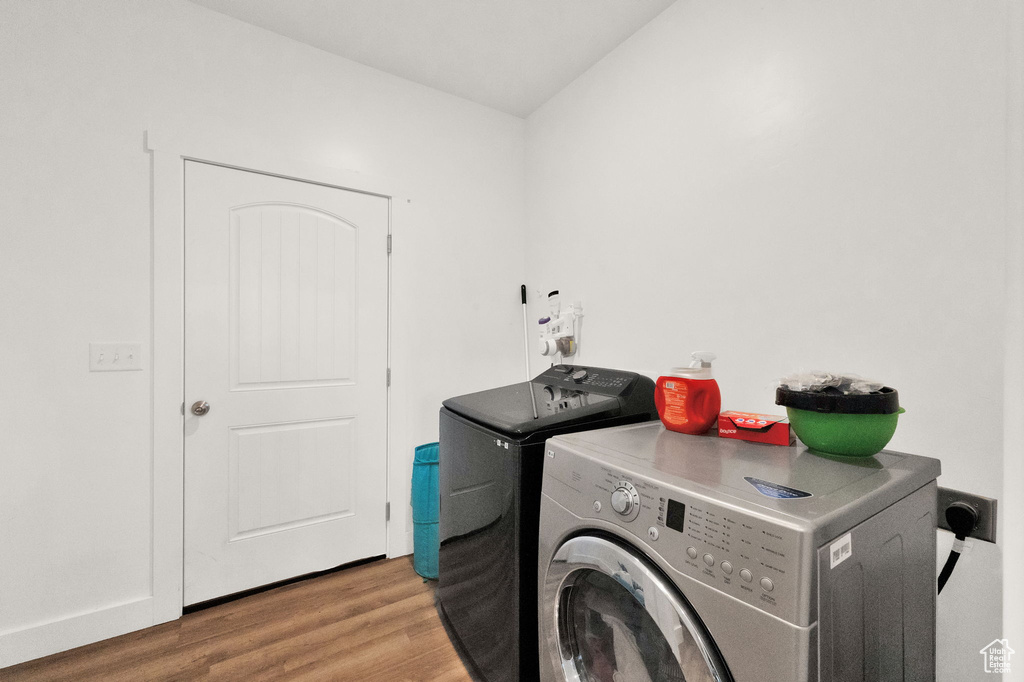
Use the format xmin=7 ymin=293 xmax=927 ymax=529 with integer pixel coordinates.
xmin=437 ymin=365 xmax=657 ymax=682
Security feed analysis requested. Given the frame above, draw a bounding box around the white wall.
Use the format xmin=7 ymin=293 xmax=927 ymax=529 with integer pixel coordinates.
xmin=525 ymin=2 xmax=1018 ymax=680
xmin=0 ymin=0 xmax=525 ymax=666
xmin=3 ymin=0 xmax=1020 ymax=674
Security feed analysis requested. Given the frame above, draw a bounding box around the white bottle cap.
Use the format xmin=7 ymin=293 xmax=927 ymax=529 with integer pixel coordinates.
xmin=666 ymin=351 xmax=716 ymax=380
xmin=667 ymin=366 xmax=713 ymax=380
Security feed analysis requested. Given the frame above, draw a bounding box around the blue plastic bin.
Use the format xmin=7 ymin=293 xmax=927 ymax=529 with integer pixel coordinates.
xmin=411 ymin=442 xmax=439 ymax=579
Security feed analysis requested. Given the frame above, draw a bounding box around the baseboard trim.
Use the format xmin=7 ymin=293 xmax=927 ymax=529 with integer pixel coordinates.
xmin=402 ymin=528 xmax=415 ymax=556
xmin=0 ymin=597 xmax=154 ymax=669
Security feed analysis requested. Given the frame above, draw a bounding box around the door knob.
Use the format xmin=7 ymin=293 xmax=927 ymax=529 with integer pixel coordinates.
xmin=191 ymin=400 xmax=211 ymax=416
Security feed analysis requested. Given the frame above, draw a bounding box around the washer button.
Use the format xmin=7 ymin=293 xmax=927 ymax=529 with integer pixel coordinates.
xmin=760 ymin=577 xmax=775 ymax=592
xmin=721 ymin=561 xmax=733 ymax=575
xmin=648 ymin=527 xmax=659 ymax=541
xmin=703 ymin=553 xmax=715 ymax=567
xmin=740 ymin=569 xmax=753 ymax=583
xmin=686 ymin=547 xmax=698 ymax=560
xmin=593 ymin=501 xmax=602 ymax=513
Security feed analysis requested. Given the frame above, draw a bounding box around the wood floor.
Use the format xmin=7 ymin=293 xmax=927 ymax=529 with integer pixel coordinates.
xmin=1 ymin=556 xmax=475 ymax=682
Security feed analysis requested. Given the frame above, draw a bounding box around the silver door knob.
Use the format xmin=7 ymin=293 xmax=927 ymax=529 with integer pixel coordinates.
xmin=191 ymin=400 xmax=211 ymax=416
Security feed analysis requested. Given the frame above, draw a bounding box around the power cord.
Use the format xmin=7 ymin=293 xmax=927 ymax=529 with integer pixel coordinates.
xmin=937 ymin=502 xmax=978 ymax=595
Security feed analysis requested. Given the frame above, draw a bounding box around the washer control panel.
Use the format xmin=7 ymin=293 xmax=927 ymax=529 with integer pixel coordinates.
xmin=533 ymin=365 xmax=638 ymax=397
xmin=551 ymin=452 xmax=806 ymax=624
xmin=661 ymin=492 xmax=798 ymax=620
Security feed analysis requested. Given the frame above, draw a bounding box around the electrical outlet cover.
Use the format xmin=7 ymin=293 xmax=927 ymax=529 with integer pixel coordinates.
xmin=937 ymin=487 xmax=997 ymax=543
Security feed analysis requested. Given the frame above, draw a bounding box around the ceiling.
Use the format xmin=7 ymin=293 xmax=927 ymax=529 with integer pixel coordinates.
xmin=187 ymin=0 xmax=677 ymax=118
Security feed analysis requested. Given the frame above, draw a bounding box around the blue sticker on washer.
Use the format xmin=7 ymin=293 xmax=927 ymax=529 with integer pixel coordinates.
xmin=744 ymin=477 xmax=812 ymax=499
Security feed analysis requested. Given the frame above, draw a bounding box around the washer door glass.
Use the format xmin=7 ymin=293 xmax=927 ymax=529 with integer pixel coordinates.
xmin=545 ymin=535 xmax=731 ymax=682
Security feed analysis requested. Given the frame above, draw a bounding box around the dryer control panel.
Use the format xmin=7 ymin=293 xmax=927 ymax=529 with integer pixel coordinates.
xmin=546 ymin=447 xmax=809 ymax=626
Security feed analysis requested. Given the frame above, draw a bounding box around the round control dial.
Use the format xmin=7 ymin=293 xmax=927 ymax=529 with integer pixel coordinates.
xmin=609 ymin=481 xmax=640 ymax=521
xmin=611 ymin=489 xmax=633 ymax=515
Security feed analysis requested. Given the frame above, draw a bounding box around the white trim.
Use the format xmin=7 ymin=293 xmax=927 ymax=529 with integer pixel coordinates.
xmin=1003 ymin=0 xmax=1024 ymax=657
xmin=386 ymin=195 xmax=408 ymax=558
xmin=0 ymin=598 xmax=153 ymax=668
xmin=145 ymin=130 xmax=397 ymax=198
xmin=150 ymin=133 xmax=186 ymax=625
xmin=146 ymin=129 xmax=403 ymax=625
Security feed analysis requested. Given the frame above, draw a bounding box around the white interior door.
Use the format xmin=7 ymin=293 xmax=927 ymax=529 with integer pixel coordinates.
xmin=183 ymin=160 xmax=389 ymax=606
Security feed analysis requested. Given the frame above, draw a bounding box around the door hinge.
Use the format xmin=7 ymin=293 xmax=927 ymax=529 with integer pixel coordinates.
xmin=387 ymin=234 xmax=392 ymax=254
xmin=386 ymin=367 xmax=391 ymax=387
xmin=386 ymin=501 xmax=391 ymax=521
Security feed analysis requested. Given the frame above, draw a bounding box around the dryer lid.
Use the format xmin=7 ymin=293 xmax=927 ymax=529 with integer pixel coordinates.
xmin=549 ymin=421 xmax=940 ymax=528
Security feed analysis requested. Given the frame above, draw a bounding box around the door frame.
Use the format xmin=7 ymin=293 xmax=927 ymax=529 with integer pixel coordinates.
xmin=147 ymin=129 xmax=402 ymax=624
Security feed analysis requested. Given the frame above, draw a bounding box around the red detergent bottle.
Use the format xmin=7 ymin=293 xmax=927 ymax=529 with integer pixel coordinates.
xmin=655 ymin=352 xmax=721 ymax=435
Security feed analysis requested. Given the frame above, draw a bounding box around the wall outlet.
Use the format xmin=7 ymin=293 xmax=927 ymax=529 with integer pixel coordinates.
xmin=937 ymin=487 xmax=998 ymax=543
xmin=89 ymin=343 xmax=142 ymax=372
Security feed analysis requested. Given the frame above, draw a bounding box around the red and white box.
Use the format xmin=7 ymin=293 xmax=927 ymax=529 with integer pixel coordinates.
xmin=718 ymin=411 xmax=794 ymax=446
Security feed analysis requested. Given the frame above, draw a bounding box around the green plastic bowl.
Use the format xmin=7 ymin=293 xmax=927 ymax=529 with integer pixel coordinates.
xmin=786 ymin=406 xmax=905 ymax=457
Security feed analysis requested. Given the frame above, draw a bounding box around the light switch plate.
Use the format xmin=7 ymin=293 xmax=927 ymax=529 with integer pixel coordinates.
xmin=90 ymin=343 xmax=142 ymax=372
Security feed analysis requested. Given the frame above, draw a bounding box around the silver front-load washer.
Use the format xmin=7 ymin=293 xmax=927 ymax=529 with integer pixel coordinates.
xmin=538 ymin=422 xmax=940 ymax=681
